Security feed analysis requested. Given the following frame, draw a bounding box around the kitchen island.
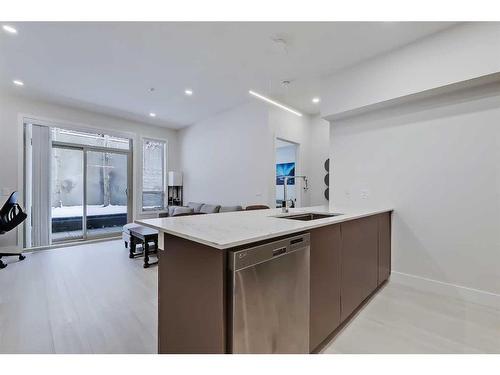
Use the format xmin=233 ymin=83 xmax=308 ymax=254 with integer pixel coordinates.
xmin=138 ymin=205 xmax=392 ymax=354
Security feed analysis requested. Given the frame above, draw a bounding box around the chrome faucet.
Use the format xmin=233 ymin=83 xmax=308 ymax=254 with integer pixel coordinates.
xmin=278 ymin=175 xmax=309 ymax=213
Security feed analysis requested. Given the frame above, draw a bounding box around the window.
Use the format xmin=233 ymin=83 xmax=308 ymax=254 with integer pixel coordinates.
xmin=142 ymin=138 xmax=167 ymax=211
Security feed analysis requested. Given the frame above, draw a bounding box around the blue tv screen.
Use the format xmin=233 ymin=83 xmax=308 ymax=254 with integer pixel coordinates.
xmin=276 ymin=162 xmax=295 ymax=185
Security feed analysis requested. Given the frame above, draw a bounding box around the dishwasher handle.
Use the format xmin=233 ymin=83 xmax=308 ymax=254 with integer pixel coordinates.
xmin=231 ymin=233 xmax=310 ymax=271
xmin=272 ymin=247 xmax=287 ymax=257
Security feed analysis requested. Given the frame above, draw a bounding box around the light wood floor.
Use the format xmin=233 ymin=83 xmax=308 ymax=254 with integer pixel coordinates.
xmin=0 ymin=240 xmax=157 ymax=354
xmin=322 ymin=282 xmax=500 ymax=353
xmin=1 ymin=239 xmax=499 ymax=353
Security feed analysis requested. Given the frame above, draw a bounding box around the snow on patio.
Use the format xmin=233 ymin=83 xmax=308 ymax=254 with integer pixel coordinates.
xmin=51 ymin=204 xmax=127 ymax=218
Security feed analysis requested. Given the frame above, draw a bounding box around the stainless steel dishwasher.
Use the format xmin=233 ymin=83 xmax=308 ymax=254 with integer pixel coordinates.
xmin=229 ymin=233 xmax=310 ymax=354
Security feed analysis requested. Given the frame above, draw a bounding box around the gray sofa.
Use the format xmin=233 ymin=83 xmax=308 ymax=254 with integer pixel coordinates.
xmin=163 ymin=202 xmax=243 ymax=217
xmin=123 ymin=202 xmax=243 ymax=249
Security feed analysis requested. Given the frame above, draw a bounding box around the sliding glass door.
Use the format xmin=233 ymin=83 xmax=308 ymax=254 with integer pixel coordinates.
xmin=51 ymin=146 xmax=85 ymax=242
xmin=25 ymin=122 xmax=132 ymax=247
xmin=50 ymin=145 xmax=131 ymax=243
xmin=86 ymin=151 xmax=128 ymax=238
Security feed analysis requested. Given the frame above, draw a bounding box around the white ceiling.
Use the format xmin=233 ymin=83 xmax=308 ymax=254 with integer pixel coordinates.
xmin=0 ymin=22 xmax=457 ymax=129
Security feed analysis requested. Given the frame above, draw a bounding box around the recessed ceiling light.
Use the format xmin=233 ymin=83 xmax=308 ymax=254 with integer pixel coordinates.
xmin=13 ymin=80 xmax=24 ymax=86
xmin=312 ymin=97 xmax=321 ymax=104
xmin=149 ymin=112 xmax=156 ymax=117
xmin=184 ymin=89 xmax=193 ymax=96
xmin=2 ymin=25 xmax=17 ymax=34
xmin=248 ymin=90 xmax=303 ymax=117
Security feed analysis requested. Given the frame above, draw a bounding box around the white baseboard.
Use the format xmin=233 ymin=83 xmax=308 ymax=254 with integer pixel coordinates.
xmin=390 ymin=271 xmax=500 ymax=309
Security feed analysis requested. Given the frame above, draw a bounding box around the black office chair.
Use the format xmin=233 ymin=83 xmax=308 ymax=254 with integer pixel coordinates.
xmin=0 ymin=192 xmax=27 ymax=269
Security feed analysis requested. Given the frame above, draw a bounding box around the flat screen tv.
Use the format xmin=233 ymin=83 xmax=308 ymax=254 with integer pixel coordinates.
xmin=276 ymin=162 xmax=295 ymax=185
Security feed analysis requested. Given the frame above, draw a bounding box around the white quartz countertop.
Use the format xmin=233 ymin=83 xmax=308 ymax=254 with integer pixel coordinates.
xmin=137 ymin=205 xmax=393 ymax=250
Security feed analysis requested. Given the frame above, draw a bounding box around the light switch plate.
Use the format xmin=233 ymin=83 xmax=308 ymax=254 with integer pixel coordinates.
xmin=360 ymin=189 xmax=370 ymax=199
xmin=1 ymin=187 xmax=14 ymax=196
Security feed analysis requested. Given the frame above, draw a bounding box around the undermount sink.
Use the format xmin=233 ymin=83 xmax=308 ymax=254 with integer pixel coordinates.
xmin=275 ymin=212 xmax=342 ymax=221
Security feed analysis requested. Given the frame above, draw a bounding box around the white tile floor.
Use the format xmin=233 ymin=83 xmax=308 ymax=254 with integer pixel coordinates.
xmin=0 ymin=239 xmax=499 ymax=353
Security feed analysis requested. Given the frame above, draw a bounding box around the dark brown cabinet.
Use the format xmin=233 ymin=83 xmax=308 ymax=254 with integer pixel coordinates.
xmin=158 ymin=234 xmax=226 ymax=354
xmin=378 ymin=212 xmax=391 ymax=285
xmin=309 ymin=224 xmax=341 ymax=351
xmin=309 ymin=212 xmax=392 ymax=352
xmin=157 ymin=211 xmax=391 ymax=353
xmin=340 ymin=215 xmax=379 ymax=321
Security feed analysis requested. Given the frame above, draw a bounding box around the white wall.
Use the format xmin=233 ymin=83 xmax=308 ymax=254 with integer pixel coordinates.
xmin=0 ymin=92 xmax=179 ymax=248
xmin=179 ymin=100 xmax=329 ymax=208
xmin=322 ymin=22 xmax=500 ymax=298
xmin=321 ymin=23 xmax=500 ymax=118
xmin=275 ymin=145 xmax=296 ymax=164
xmin=179 ymin=101 xmax=271 ymax=206
xmin=330 ymin=87 xmax=500 ymax=296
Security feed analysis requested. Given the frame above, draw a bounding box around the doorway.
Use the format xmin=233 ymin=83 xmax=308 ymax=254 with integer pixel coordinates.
xmin=25 ymin=123 xmax=132 ymax=247
xmin=275 ymin=138 xmax=299 ymax=209
xmin=51 ymin=145 xmax=130 ymax=242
